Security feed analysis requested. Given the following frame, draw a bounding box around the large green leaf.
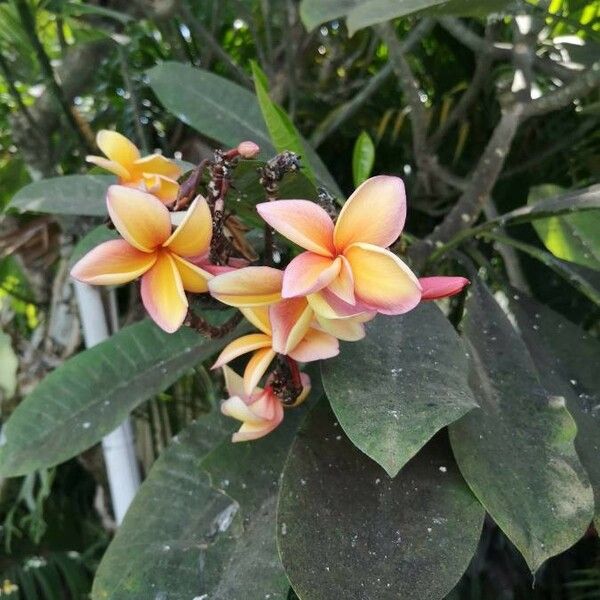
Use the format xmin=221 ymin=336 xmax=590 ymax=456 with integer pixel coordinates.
xmin=528 ymin=184 xmax=600 ymax=271
xmin=278 ymin=401 xmax=485 ymax=600
xmin=251 ymin=62 xmax=316 ymax=184
xmin=0 ymin=320 xmax=245 ymax=477
xmin=321 ymin=304 xmax=477 ymax=477
xmin=147 ymin=62 xmax=341 ymax=196
xmin=92 ymin=403 xmax=313 ymax=599
xmin=507 ymin=291 xmax=600 ymax=526
xmin=449 ymin=280 xmax=594 ymax=572
xmin=300 ymin=0 xmax=511 ymax=34
xmin=8 ymin=175 xmax=114 ymax=216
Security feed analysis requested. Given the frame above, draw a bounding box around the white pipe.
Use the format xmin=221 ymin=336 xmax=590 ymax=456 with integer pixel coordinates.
xmin=73 ymin=281 xmax=141 ymax=524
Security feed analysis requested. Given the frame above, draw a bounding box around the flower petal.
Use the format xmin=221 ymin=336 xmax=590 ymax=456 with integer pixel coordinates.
xmin=171 ymin=254 xmax=212 ymax=293
xmin=419 ymin=276 xmax=470 ymax=300
xmin=71 ymin=239 xmax=156 ymax=285
xmin=222 ymin=365 xmax=253 ymax=399
xmin=243 ymin=347 xmax=277 ymax=395
xmin=221 ymin=395 xmax=264 ymax=424
xmin=282 ymin=253 xmax=341 ymax=298
xmin=344 ymin=242 xmax=422 ymax=315
xmin=212 ymin=333 xmax=272 ymax=369
xmin=140 ymin=252 xmax=188 ymax=333
xmin=209 ymin=266 xmax=283 ymax=307
xmin=164 ymin=196 xmax=212 ymax=257
xmin=288 ymin=329 xmax=339 ymax=362
xmin=96 ymin=130 xmax=140 ymax=168
xmin=307 ymin=289 xmax=368 ymax=320
xmin=315 ymin=314 xmax=367 ymax=342
xmin=326 ymin=255 xmax=355 ymax=304
xmin=232 ymin=406 xmax=283 ymax=442
xmin=107 ymin=185 xmax=171 ymax=252
xmin=134 ymin=153 xmax=182 ymax=179
xmin=240 ymin=306 xmax=272 ymax=336
xmin=143 ymin=174 xmax=179 ymax=204
xmin=334 ymin=175 xmax=406 ymax=251
xmin=269 ymin=298 xmax=314 ymax=355
xmin=86 ymin=155 xmax=131 ymax=180
xmin=257 ymin=200 xmax=335 ymax=256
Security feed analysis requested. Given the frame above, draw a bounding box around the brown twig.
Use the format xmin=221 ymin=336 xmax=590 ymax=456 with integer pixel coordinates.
xmin=186 ymin=311 xmax=242 ymax=338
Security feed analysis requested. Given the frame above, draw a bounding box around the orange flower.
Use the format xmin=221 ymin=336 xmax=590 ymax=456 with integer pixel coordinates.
xmin=87 ymin=130 xmax=182 ymax=203
xmin=71 ymin=185 xmax=213 ymax=332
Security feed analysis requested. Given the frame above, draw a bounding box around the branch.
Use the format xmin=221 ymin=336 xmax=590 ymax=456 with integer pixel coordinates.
xmin=177 ymin=1 xmax=252 ymax=88
xmin=0 ymin=52 xmax=40 ymax=134
xmin=378 ymin=22 xmax=430 ymax=170
xmin=15 ymin=0 xmax=93 ymax=155
xmin=311 ymin=20 xmax=433 ymax=147
xmin=522 ymin=61 xmax=600 ymax=118
xmin=410 ymin=105 xmax=523 ymax=268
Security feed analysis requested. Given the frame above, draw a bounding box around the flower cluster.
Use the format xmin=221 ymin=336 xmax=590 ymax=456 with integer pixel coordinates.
xmin=71 ymin=132 xmax=468 ymax=442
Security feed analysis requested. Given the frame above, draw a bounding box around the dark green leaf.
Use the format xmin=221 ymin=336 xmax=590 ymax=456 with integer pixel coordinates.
xmin=300 ymin=0 xmax=512 ymax=34
xmin=528 ymin=184 xmax=600 ymax=270
xmin=481 ymin=232 xmax=600 ymax=307
xmin=507 ymin=291 xmax=600 ymax=527
xmin=92 ymin=404 xmax=312 ymax=599
xmin=449 ymin=279 xmax=594 ymax=572
xmin=147 ymin=62 xmax=341 ymax=196
xmin=228 ymin=160 xmax=318 ymax=228
xmin=9 ymin=175 xmax=114 ymax=216
xmin=352 ymin=130 xmax=375 ymax=187
xmin=0 ymin=320 xmax=246 ymax=477
xmin=321 ymin=304 xmax=477 ymax=476
xmin=278 ymin=401 xmax=485 ymax=600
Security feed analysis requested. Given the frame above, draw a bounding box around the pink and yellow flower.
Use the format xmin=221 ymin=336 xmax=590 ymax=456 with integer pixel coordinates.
xmin=256 ymin=176 xmax=421 ymax=317
xmin=71 ymin=185 xmax=213 ymax=333
xmin=220 ymin=365 xmax=310 ymax=442
xmin=256 ymin=175 xmax=470 ymax=316
xmin=212 ymin=302 xmax=339 ymax=395
xmin=87 ymin=130 xmax=182 ymax=203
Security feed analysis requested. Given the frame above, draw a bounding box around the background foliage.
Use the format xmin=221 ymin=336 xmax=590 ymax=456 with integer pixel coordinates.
xmin=0 ymin=0 xmax=599 ymax=598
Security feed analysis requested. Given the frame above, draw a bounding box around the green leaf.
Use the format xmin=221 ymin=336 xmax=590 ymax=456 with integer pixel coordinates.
xmin=352 ymin=130 xmax=375 ymax=187
xmin=528 ymin=184 xmax=600 ymax=271
xmin=321 ymin=304 xmax=477 ymax=477
xmin=507 ymin=291 xmax=600 ymax=527
xmin=449 ymin=279 xmax=594 ymax=572
xmin=92 ymin=404 xmax=312 ymax=599
xmin=481 ymin=231 xmax=600 ymax=307
xmin=8 ymin=175 xmax=114 ymax=216
xmin=0 ymin=330 xmax=18 ymax=399
xmin=300 ymin=0 xmax=512 ymax=34
xmin=0 ymin=320 xmax=246 ymax=477
xmin=251 ymin=62 xmax=315 ymax=184
xmin=228 ymin=160 xmax=318 ymax=228
xmin=147 ymin=61 xmax=341 ymax=196
xmin=278 ymin=401 xmax=485 ymax=600
xmin=69 ymin=225 xmax=120 ymax=268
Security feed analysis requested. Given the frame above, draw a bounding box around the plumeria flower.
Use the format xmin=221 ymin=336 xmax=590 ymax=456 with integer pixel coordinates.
xmin=220 ymin=365 xmax=310 ymax=442
xmin=87 ymin=130 xmax=182 ymax=203
xmin=71 ymin=185 xmax=213 ymax=333
xmin=256 ymin=175 xmax=469 ymax=318
xmin=212 ymin=302 xmax=339 ymax=395
xmin=209 ymin=265 xmax=375 ymax=344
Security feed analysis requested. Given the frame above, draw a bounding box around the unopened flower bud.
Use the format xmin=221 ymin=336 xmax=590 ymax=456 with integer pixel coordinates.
xmin=237 ymin=141 xmax=260 ymax=158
